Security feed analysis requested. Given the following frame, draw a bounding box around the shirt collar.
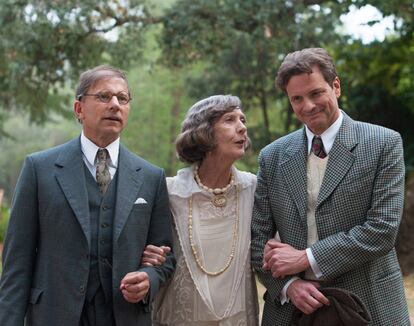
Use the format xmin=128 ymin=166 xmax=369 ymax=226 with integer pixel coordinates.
xmin=80 ymin=131 xmax=120 ymax=168
xmin=305 ymin=110 xmax=343 ymax=155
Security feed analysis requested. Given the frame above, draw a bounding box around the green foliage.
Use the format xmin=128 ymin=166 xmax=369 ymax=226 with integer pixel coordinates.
xmin=0 ymin=115 xmax=80 ymax=203
xmin=0 ymin=0 xmax=161 ymax=130
xmin=0 ymin=207 xmax=9 ymax=244
xmin=159 ymin=0 xmax=349 ymax=143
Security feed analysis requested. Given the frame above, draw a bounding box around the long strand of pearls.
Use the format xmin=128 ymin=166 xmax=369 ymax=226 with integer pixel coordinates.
xmin=188 ymin=185 xmax=239 ymax=276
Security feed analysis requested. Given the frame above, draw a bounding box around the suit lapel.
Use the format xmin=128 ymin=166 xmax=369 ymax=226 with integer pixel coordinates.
xmin=113 ymin=144 xmax=143 ymax=241
xmin=317 ymin=113 xmax=358 ymax=207
xmin=55 ymin=137 xmax=91 ymax=247
xmin=280 ymin=129 xmax=308 ymax=225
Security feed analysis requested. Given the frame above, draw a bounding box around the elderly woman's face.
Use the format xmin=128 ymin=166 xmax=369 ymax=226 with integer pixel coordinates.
xmin=210 ymin=108 xmax=247 ymax=162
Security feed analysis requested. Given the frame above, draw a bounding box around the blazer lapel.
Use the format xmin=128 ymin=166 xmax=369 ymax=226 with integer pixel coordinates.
xmin=55 ymin=137 xmax=91 ymax=247
xmin=113 ymin=144 xmax=143 ymax=242
xmin=317 ymin=113 xmax=358 ymax=207
xmin=280 ymin=129 xmax=308 ymax=226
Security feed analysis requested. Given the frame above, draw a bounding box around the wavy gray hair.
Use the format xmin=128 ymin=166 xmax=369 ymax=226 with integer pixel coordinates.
xmin=176 ymin=94 xmax=250 ymax=164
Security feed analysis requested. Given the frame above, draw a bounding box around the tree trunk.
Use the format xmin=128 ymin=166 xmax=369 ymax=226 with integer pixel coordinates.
xmin=166 ymin=87 xmax=182 ymax=176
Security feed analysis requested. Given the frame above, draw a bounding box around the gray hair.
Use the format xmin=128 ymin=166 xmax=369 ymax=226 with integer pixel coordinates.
xmin=176 ymin=94 xmax=250 ymax=164
xmin=75 ymin=65 xmax=130 ymax=100
xmin=275 ymin=47 xmax=338 ymax=92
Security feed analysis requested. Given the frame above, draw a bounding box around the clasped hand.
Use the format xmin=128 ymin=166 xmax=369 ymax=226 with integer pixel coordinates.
xmin=262 ymin=239 xmax=310 ymax=278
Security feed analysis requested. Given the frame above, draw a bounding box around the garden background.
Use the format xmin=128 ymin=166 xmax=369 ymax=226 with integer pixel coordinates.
xmin=0 ymin=0 xmax=413 ymax=322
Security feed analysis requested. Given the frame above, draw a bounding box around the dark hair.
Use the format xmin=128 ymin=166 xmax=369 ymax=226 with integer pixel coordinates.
xmin=75 ymin=65 xmax=130 ymax=100
xmin=275 ymin=48 xmax=338 ymax=92
xmin=176 ymin=95 xmax=250 ymax=164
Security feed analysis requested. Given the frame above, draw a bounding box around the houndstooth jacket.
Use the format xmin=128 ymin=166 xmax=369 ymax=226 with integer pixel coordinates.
xmin=251 ymin=112 xmax=410 ymax=326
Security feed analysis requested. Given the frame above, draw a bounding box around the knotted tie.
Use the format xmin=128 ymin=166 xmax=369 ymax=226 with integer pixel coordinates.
xmin=311 ymin=136 xmax=327 ymax=159
xmin=96 ymin=148 xmax=111 ymax=194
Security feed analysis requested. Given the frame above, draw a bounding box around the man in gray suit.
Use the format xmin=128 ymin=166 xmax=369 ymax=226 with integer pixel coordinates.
xmin=251 ymin=48 xmax=410 ymax=325
xmin=0 ymin=65 xmax=175 ymax=325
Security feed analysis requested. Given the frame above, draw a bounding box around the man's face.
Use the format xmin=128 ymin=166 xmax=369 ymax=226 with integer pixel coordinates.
xmin=74 ymin=77 xmax=130 ymax=147
xmin=285 ymin=66 xmax=340 ymax=135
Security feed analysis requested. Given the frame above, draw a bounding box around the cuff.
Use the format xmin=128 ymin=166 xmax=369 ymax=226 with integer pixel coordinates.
xmin=280 ymin=276 xmax=300 ymax=305
xmin=306 ymin=248 xmax=323 ymax=279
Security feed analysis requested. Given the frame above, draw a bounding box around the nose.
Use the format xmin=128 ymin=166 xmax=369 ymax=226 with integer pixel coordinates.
xmin=108 ymin=95 xmax=121 ymax=110
xmin=237 ymin=120 xmax=247 ymax=134
xmin=302 ymin=97 xmax=316 ymax=112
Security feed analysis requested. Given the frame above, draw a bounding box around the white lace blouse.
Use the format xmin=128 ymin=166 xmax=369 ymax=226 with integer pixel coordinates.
xmin=152 ymin=166 xmax=259 ymax=326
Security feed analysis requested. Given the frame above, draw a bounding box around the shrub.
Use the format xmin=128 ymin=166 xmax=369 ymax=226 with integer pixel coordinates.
xmin=0 ymin=207 xmax=10 ymax=244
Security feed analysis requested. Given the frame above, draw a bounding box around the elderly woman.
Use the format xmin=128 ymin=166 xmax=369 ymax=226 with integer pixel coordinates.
xmin=146 ymin=95 xmax=259 ymax=325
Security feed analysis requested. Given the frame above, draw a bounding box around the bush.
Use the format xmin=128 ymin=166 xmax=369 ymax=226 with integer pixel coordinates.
xmin=0 ymin=207 xmax=10 ymax=244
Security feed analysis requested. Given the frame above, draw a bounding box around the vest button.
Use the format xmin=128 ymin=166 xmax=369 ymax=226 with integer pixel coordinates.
xmin=80 ymin=286 xmax=85 ymax=293
xmin=101 ymin=223 xmax=109 ymax=228
xmin=102 ymin=205 xmax=109 ymax=210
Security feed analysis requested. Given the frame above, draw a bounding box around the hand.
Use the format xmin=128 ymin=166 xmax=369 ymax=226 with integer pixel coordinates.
xmin=287 ymin=279 xmax=329 ymax=315
xmin=120 ymin=271 xmax=150 ymax=303
xmin=263 ymin=239 xmax=310 ymax=278
xmin=141 ymin=245 xmax=171 ymax=266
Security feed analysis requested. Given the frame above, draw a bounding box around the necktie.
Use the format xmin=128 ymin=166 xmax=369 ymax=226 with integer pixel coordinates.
xmin=96 ymin=148 xmax=111 ymax=194
xmin=311 ymin=136 xmax=327 ymax=159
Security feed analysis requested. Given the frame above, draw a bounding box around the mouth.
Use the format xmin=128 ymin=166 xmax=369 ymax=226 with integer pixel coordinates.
xmin=235 ymin=139 xmax=246 ymax=146
xmin=104 ymin=116 xmax=122 ymax=123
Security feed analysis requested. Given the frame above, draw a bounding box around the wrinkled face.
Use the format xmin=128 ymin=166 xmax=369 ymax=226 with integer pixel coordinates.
xmin=286 ymin=66 xmax=341 ymax=135
xmin=210 ymin=108 xmax=248 ymax=162
xmin=74 ymin=77 xmax=130 ymax=147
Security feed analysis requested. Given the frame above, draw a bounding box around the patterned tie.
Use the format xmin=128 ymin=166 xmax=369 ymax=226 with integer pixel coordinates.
xmin=96 ymin=148 xmax=111 ymax=194
xmin=311 ymin=136 xmax=327 ymax=158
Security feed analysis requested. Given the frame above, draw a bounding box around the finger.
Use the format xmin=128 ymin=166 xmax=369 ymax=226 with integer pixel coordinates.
xmin=311 ymin=289 xmax=330 ymax=306
xmin=144 ymin=245 xmax=164 ymax=255
xmin=142 ymin=256 xmax=165 ymax=266
xmin=267 ymin=239 xmax=285 ymax=248
xmin=121 ymin=272 xmax=148 ymax=285
xmin=122 ymin=289 xmax=146 ymax=303
xmin=123 ymin=282 xmax=149 ymax=294
xmin=160 ymin=246 xmax=171 ymax=254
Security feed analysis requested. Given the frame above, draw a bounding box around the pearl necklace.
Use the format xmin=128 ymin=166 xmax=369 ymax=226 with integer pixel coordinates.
xmin=188 ymin=185 xmax=239 ymax=276
xmin=194 ymin=165 xmax=235 ymax=207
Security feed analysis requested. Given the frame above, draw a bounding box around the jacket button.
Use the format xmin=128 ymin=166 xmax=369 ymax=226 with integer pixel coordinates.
xmin=80 ymin=286 xmax=85 ymax=293
xmin=101 ymin=223 xmax=108 ymax=228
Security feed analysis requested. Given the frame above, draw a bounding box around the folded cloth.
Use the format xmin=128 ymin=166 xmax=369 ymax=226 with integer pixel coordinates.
xmin=291 ymin=287 xmax=372 ymax=326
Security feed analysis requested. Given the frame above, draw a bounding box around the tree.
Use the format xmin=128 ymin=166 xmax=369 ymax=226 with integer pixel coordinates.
xmin=159 ymin=0 xmax=349 ymax=146
xmin=0 ymin=0 xmax=170 ymax=134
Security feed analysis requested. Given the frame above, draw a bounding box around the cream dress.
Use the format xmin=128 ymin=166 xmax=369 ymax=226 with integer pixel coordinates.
xmin=152 ymin=166 xmax=259 ymax=326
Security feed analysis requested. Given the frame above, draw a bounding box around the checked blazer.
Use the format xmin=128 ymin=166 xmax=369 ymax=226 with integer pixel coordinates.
xmin=0 ymin=137 xmax=175 ymax=326
xmin=251 ymin=113 xmax=410 ymax=326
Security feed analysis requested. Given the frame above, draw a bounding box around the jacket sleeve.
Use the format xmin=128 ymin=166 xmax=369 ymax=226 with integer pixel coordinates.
xmin=251 ymin=151 xmax=293 ymax=303
xmin=0 ymin=156 xmax=39 ymax=325
xmin=138 ymin=169 xmax=176 ymax=305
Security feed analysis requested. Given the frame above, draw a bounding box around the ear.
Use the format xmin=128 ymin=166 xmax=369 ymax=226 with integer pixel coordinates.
xmin=74 ymin=101 xmax=83 ymax=121
xmin=333 ymin=77 xmax=341 ymax=98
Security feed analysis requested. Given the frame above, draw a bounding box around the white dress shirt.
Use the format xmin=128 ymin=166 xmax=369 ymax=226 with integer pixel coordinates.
xmin=80 ymin=131 xmax=120 ymax=180
xmin=281 ymin=111 xmax=343 ymax=304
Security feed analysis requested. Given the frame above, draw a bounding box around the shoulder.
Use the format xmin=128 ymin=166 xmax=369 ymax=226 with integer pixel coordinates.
xmin=351 ymin=120 xmax=402 ymax=145
xmin=259 ymin=128 xmax=304 ymax=161
xmin=120 ymin=144 xmax=164 ymax=175
xmin=166 ymin=167 xmax=194 ymax=194
xmin=28 ymin=137 xmax=79 ymax=164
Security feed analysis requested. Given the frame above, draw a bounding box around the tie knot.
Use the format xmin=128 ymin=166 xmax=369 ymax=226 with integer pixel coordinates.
xmin=96 ymin=148 xmax=109 ymax=164
xmin=311 ymin=136 xmax=327 ymax=158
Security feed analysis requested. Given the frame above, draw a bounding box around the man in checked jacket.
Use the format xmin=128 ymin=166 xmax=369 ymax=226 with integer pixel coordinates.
xmin=251 ymin=47 xmax=410 ymax=325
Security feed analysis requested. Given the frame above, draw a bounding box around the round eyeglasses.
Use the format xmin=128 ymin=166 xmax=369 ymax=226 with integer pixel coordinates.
xmin=77 ymin=90 xmax=132 ymax=105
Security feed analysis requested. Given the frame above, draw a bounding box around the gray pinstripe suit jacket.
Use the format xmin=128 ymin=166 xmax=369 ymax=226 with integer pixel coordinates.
xmin=251 ymin=113 xmax=410 ymax=326
xmin=0 ymin=137 xmax=175 ymax=326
